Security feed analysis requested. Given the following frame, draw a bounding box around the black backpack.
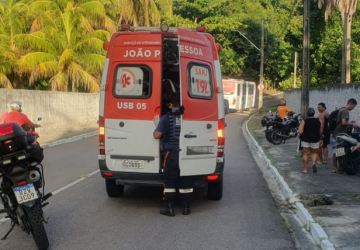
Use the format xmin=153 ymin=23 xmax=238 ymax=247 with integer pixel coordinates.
xmin=328 ymin=109 xmax=341 ymax=132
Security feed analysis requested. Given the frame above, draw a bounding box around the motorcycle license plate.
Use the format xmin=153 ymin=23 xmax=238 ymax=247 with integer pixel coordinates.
xmin=336 ymin=147 xmax=346 ymax=157
xmin=122 ymin=160 xmax=145 ymax=169
xmin=13 ymin=184 xmax=38 ymax=204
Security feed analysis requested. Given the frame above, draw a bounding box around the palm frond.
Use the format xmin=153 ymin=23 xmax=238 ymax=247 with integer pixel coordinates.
xmin=77 ymin=1 xmax=106 ymax=18
xmin=15 ymin=32 xmax=55 ymax=53
xmin=50 ymin=71 xmax=67 ymax=91
xmin=78 ymin=53 xmax=105 ymax=74
xmin=0 ymin=73 xmax=13 ymax=88
xmin=67 ymin=62 xmax=99 ymax=92
xmin=19 ymin=52 xmax=57 ymax=72
xmin=75 ymin=37 xmax=106 ymax=54
xmin=28 ymin=0 xmax=59 ymax=17
xmin=59 ymin=48 xmax=74 ymax=70
xmin=78 ymin=15 xmax=94 ymax=33
xmin=29 ymin=60 xmax=58 ymax=84
xmin=104 ymin=16 xmax=117 ymax=33
xmin=148 ymin=0 xmax=161 ymax=25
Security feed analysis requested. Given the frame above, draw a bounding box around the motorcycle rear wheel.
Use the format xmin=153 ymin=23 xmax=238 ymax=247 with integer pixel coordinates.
xmin=22 ymin=202 xmax=49 ymax=250
xmin=270 ymin=130 xmax=283 ymax=145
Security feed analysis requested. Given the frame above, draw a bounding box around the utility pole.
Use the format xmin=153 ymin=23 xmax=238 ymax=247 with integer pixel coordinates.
xmin=258 ymin=21 xmax=265 ymax=109
xmin=301 ymin=0 xmax=310 ymax=117
xmin=293 ymin=51 xmax=298 ymax=88
xmin=235 ymin=22 xmax=264 ymax=110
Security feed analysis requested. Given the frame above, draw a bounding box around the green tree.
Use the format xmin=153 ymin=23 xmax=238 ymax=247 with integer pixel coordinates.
xmin=105 ymin=0 xmax=162 ymax=27
xmin=18 ymin=0 xmax=109 ymax=92
xmin=315 ymin=0 xmax=358 ymax=84
xmin=0 ymin=0 xmax=28 ymax=88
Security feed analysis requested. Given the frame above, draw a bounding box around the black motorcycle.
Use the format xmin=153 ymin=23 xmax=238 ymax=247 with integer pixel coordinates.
xmin=261 ymin=112 xmax=283 ymax=143
xmin=0 ymin=123 xmax=51 ymax=250
xmin=269 ymin=113 xmax=301 ymax=145
xmin=335 ymin=131 xmax=360 ymax=175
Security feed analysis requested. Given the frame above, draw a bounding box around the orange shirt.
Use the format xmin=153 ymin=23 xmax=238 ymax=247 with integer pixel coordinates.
xmin=276 ymin=105 xmax=290 ymax=119
xmin=0 ymin=111 xmax=33 ymax=127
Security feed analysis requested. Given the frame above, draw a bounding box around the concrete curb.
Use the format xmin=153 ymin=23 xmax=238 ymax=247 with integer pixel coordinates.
xmin=243 ymin=113 xmax=336 ymax=250
xmin=41 ymin=131 xmax=97 ymax=149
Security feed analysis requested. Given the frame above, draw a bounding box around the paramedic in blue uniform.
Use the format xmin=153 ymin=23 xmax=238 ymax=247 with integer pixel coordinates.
xmin=153 ymin=100 xmax=193 ymax=216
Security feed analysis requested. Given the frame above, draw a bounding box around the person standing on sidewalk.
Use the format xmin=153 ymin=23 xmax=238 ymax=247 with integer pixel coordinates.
xmin=317 ymin=103 xmax=330 ymax=165
xmin=330 ymin=98 xmax=358 ymax=173
xmin=298 ymin=108 xmax=322 ymax=174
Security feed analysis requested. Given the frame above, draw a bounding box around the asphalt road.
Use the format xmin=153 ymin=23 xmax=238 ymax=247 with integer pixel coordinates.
xmin=1 ymin=113 xmax=295 ymax=250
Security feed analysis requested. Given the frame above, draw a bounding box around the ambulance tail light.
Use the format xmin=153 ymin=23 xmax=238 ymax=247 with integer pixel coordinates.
xmin=99 ymin=116 xmax=105 ymax=155
xmin=206 ymin=174 xmax=219 ymax=182
xmin=232 ymin=98 xmax=237 ymax=105
xmin=101 ymin=171 xmax=113 ymax=178
xmin=217 ymin=119 xmax=225 ymax=158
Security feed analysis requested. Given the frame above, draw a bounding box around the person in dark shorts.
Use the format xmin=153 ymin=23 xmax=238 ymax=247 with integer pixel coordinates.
xmin=317 ymin=103 xmax=330 ymax=164
xmin=298 ymin=108 xmax=321 ymax=174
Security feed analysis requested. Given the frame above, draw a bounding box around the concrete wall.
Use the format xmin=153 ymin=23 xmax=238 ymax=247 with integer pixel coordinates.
xmin=284 ymin=84 xmax=360 ymax=123
xmin=0 ymin=89 xmax=99 ymax=129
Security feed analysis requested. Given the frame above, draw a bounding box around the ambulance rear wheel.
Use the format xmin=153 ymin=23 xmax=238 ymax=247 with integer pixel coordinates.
xmin=105 ymin=179 xmax=124 ymax=197
xmin=207 ymin=178 xmax=223 ymax=201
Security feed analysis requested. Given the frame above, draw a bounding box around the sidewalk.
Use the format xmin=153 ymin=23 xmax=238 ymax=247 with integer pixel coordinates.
xmin=247 ymin=110 xmax=360 ymax=249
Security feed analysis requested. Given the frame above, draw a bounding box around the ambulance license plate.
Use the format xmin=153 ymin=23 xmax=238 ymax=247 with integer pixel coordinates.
xmin=13 ymin=184 xmax=38 ymax=204
xmin=122 ymin=160 xmax=145 ymax=169
xmin=336 ymin=147 xmax=346 ymax=157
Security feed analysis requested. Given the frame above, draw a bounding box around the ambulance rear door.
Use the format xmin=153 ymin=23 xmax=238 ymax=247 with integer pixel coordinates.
xmin=178 ymin=30 xmax=218 ymax=176
xmin=103 ymin=33 xmax=162 ymax=174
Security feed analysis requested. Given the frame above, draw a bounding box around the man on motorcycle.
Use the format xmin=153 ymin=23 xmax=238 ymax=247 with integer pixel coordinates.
xmin=0 ymin=101 xmax=43 ymax=163
xmin=0 ymin=101 xmax=33 ymax=129
xmin=276 ymin=98 xmax=292 ymax=120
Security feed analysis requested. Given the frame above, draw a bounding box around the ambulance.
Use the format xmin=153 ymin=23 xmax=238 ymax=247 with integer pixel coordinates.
xmin=98 ymin=25 xmax=225 ymax=200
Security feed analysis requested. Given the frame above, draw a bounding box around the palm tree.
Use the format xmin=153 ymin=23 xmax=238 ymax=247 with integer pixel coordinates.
xmin=0 ymin=0 xmax=28 ymax=88
xmin=18 ymin=0 xmax=109 ymax=92
xmin=105 ymin=0 xmax=162 ymax=27
xmin=315 ymin=0 xmax=358 ymax=84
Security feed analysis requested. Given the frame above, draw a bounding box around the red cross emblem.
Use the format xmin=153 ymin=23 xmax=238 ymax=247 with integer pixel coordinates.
xmin=121 ymin=73 xmax=131 ymax=88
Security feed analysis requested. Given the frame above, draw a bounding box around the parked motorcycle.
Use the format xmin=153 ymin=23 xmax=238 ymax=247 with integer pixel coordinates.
xmin=0 ymin=122 xmax=51 ymax=250
xmin=261 ymin=112 xmax=283 ymax=143
xmin=269 ymin=113 xmax=301 ymax=145
xmin=335 ymin=131 xmax=360 ymax=175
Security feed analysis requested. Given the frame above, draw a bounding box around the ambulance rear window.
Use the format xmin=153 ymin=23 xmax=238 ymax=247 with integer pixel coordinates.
xmin=113 ymin=65 xmax=151 ymax=98
xmin=188 ymin=63 xmax=212 ymax=99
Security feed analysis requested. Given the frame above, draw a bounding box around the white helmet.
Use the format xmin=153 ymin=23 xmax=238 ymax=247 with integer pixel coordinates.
xmin=9 ymin=101 xmax=22 ymax=111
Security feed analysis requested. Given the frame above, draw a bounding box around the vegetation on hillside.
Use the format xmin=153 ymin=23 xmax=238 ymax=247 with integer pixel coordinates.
xmin=0 ymin=0 xmax=359 ymax=91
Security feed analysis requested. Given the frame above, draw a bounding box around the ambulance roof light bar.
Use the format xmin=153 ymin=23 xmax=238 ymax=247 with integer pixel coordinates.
xmin=119 ymin=24 xmax=131 ymax=31
xmin=118 ymin=25 xmax=201 ymax=33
